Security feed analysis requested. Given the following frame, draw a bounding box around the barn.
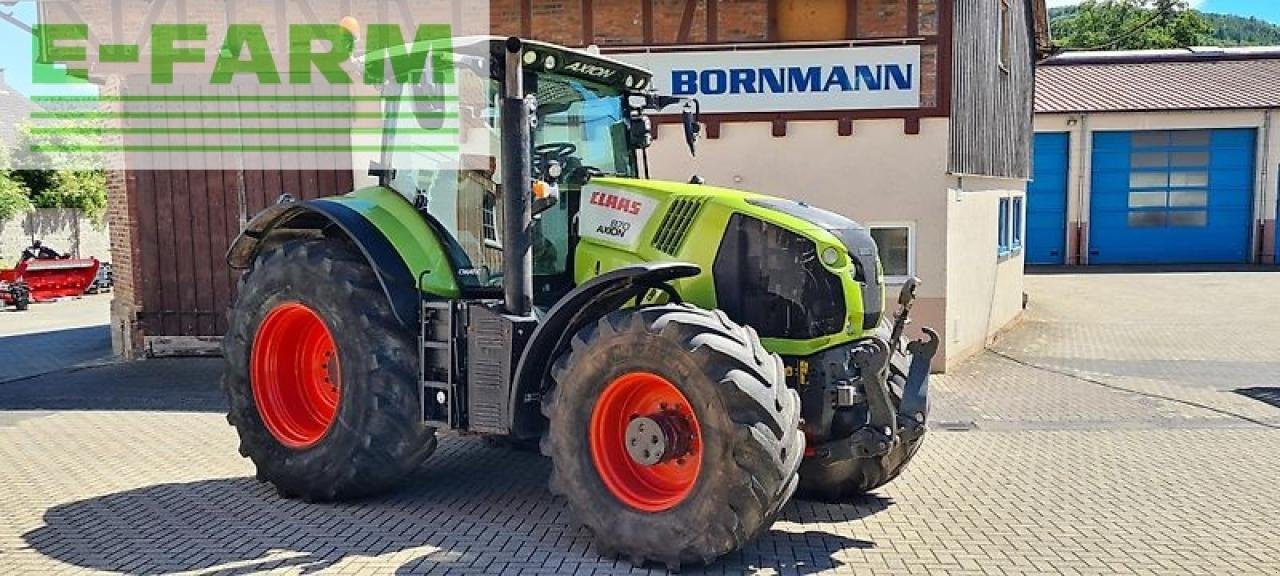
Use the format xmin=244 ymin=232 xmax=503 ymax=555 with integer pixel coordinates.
xmin=31 ymin=0 xmax=1050 ymax=370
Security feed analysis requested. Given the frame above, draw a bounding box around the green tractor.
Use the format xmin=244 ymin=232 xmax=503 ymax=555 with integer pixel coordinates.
xmin=223 ymin=36 xmax=937 ymax=568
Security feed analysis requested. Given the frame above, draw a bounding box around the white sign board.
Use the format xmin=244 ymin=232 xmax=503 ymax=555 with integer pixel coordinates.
xmin=578 ymin=184 xmax=659 ymax=250
xmin=616 ymin=45 xmax=921 ymax=113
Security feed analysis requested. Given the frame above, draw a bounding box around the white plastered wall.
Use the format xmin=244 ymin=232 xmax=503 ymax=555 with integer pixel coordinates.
xmin=943 ymin=176 xmax=1026 ymax=368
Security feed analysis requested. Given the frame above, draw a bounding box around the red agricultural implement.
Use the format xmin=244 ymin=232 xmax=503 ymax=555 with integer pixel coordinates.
xmin=1 ymin=257 xmax=100 ymax=311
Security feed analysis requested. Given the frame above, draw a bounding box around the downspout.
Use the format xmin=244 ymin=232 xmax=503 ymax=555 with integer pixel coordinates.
xmin=1073 ymin=114 xmax=1090 ymax=265
xmin=1257 ymin=110 xmax=1272 ymax=264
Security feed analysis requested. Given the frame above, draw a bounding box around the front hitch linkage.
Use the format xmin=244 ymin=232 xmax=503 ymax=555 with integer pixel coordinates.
xmin=842 ymin=280 xmax=939 ymax=459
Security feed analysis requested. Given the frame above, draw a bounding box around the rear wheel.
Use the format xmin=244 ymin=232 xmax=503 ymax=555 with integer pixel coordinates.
xmin=222 ymin=238 xmax=436 ymax=501
xmin=542 ymin=305 xmax=803 ymax=568
xmin=12 ymin=286 xmax=30 ymax=311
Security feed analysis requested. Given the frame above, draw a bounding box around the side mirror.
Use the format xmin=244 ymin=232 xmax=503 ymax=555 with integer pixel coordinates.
xmin=681 ymin=101 xmax=701 ymax=156
xmin=628 ymin=116 xmax=653 ymax=150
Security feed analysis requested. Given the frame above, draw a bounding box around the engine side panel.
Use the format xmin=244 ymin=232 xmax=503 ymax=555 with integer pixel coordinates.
xmin=574 ymin=177 xmax=874 ymax=356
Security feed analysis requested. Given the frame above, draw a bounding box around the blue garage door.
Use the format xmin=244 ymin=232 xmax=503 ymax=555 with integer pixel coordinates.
xmin=1027 ymin=133 xmax=1070 ymax=265
xmin=1090 ymin=129 xmax=1255 ymax=264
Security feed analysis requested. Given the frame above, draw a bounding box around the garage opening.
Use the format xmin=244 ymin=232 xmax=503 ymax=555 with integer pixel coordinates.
xmin=1089 ymin=128 xmax=1255 ymax=264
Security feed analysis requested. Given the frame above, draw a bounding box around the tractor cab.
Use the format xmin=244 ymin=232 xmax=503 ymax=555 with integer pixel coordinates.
xmin=371 ymin=37 xmax=692 ymax=306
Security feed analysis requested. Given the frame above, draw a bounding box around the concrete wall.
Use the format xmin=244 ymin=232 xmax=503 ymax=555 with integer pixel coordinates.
xmin=0 ymin=209 xmax=111 ymax=268
xmin=1035 ymin=109 xmax=1280 ymax=264
xmin=944 ymin=176 xmax=1026 ymax=368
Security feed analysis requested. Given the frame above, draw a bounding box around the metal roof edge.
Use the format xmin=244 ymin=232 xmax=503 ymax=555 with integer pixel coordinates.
xmin=1040 ymin=46 xmax=1280 ymax=66
xmin=1034 ymin=105 xmax=1280 ymax=115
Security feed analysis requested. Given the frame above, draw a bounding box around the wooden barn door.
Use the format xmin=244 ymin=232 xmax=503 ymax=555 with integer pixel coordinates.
xmin=131 ymin=167 xmax=355 ymax=344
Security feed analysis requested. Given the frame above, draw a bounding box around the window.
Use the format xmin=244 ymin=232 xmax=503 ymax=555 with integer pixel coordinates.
xmin=996 ymin=196 xmax=1023 ymax=257
xmin=869 ymin=223 xmax=915 ymax=283
xmin=998 ymin=197 xmax=1012 ymax=256
xmin=1125 ymin=130 xmax=1212 ymax=229
xmin=482 ymin=192 xmax=500 ymax=247
xmin=998 ymin=0 xmax=1012 ymax=72
xmin=1011 ymin=197 xmax=1024 ymax=251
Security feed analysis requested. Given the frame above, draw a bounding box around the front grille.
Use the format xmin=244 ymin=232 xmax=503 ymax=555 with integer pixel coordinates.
xmin=713 ymin=213 xmax=846 ymax=340
xmin=651 ymin=197 xmax=707 ymax=255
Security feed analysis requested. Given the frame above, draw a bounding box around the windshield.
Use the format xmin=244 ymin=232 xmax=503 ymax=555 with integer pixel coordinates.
xmin=532 ymin=74 xmax=635 ymax=178
xmin=383 ymin=68 xmax=634 ymax=291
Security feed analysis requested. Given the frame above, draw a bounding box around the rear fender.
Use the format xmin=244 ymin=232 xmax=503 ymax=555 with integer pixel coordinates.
xmin=227 ymin=188 xmax=461 ymax=326
xmin=507 ymin=262 xmax=701 ymax=438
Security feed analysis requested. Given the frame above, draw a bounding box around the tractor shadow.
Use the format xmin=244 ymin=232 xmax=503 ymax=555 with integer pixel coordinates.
xmin=22 ymin=439 xmax=887 ymax=575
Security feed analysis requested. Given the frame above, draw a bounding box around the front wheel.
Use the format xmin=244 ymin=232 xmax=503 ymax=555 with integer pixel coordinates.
xmin=222 ymin=238 xmax=436 ymax=501
xmin=542 ymin=305 xmax=803 ymax=569
xmin=12 ymin=286 xmax=30 ymax=311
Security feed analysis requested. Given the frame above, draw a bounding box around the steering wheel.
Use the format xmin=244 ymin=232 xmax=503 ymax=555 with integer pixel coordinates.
xmin=534 ymin=142 xmax=577 ymax=159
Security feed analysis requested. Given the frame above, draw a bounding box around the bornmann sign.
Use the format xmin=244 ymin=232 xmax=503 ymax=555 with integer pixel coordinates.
xmin=617 ymin=45 xmax=921 ymax=114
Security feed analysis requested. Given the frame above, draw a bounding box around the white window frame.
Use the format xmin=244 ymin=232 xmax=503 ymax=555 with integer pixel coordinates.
xmin=1011 ymin=195 xmax=1024 ymax=253
xmin=482 ymin=192 xmax=502 ymax=248
xmin=867 ymin=222 xmax=917 ymax=285
xmin=998 ymin=197 xmax=1012 ymax=257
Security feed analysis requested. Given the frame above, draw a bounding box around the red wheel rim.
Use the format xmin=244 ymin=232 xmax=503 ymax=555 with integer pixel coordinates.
xmin=589 ymin=372 xmax=702 ymax=512
xmin=251 ymin=302 xmax=341 ymax=449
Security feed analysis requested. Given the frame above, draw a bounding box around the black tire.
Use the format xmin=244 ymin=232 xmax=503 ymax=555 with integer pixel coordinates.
xmin=222 ymin=238 xmax=436 ymax=501
xmin=542 ymin=305 xmax=803 ymax=569
xmin=13 ymin=288 xmax=30 ymax=311
xmin=796 ymin=370 xmax=924 ymax=501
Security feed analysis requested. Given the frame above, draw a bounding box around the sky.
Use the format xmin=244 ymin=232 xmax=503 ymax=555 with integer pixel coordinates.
xmin=0 ymin=1 xmax=97 ymax=97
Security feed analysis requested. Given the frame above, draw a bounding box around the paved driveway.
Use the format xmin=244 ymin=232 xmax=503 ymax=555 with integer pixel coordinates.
xmin=0 ymin=294 xmax=112 ymax=383
xmin=1 ymin=272 xmax=1279 ymax=575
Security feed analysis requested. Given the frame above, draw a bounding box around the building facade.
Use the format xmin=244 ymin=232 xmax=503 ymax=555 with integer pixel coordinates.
xmin=55 ymin=0 xmax=1048 ymax=369
xmin=493 ymin=0 xmax=1050 ymax=369
xmin=1032 ymin=48 xmax=1280 ymax=266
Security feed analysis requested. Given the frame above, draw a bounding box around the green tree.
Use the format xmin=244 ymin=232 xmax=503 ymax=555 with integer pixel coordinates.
xmin=0 ymin=169 xmax=32 ymax=221
xmin=9 ymin=124 xmax=109 ymax=220
xmin=1052 ymin=0 xmax=1213 ymax=50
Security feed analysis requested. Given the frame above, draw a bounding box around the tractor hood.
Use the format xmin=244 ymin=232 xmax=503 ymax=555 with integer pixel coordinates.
xmin=586 ymin=177 xmax=886 ymax=335
xmin=743 ymin=196 xmax=885 ymax=331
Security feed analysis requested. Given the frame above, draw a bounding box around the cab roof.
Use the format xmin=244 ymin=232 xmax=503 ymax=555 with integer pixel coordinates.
xmin=364 ymin=36 xmax=655 ymax=93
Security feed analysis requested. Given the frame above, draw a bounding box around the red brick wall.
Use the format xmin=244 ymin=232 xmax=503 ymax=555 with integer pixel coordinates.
xmin=593 ymin=1 xmax=645 ymax=45
xmin=717 ymin=0 xmax=769 ymax=42
xmin=510 ymin=0 xmax=949 ymax=117
xmin=919 ymin=0 xmax=940 ymax=35
xmin=533 ymin=1 xmax=586 ymax=46
xmin=856 ymin=0 xmax=909 ymax=38
xmin=492 ymin=0 xmax=525 ymax=37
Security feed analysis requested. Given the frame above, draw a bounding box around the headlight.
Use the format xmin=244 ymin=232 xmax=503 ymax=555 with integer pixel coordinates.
xmin=821 ymin=246 xmax=841 ymax=267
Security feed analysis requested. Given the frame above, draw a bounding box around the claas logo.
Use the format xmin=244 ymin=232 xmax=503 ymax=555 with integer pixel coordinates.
xmin=589 ymin=191 xmax=642 ymax=215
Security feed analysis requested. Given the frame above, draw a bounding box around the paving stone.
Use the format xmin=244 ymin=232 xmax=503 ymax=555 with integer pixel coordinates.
xmin=2 ymin=273 xmax=1279 ymax=574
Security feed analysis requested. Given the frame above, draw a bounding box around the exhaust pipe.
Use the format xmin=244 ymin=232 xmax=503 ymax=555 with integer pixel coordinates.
xmin=500 ymin=37 xmax=534 ymax=317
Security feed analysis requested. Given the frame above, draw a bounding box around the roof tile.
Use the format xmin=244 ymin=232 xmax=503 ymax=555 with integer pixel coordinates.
xmin=1035 ymin=58 xmax=1280 ymax=113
